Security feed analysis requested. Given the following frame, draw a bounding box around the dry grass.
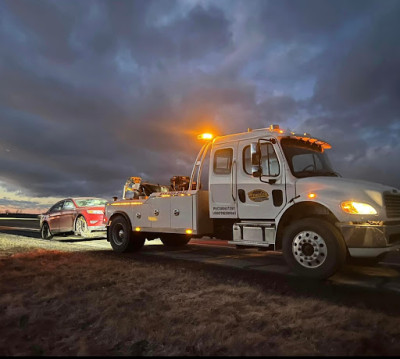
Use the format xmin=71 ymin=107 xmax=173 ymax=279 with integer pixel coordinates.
xmin=1 ymin=234 xmax=400 ymax=356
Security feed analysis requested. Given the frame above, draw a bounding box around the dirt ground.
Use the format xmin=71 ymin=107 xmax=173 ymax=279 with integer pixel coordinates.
xmin=1 ymin=233 xmax=400 ymax=356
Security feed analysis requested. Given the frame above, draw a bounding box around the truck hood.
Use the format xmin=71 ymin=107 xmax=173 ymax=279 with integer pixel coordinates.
xmin=295 ymin=176 xmax=400 ymax=221
xmin=296 ymin=176 xmax=399 ymax=196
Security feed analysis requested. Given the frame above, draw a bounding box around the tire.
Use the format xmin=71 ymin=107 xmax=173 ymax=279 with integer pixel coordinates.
xmin=348 ymin=254 xmax=386 ymax=266
xmin=160 ymin=234 xmax=191 ymax=247
xmin=41 ymin=222 xmax=53 ymax=240
xmin=109 ymin=215 xmax=145 ymax=253
xmin=75 ymin=216 xmax=91 ymax=238
xmin=282 ymin=218 xmax=347 ymax=279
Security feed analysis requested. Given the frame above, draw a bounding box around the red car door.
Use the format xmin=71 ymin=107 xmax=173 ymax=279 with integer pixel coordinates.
xmin=48 ymin=201 xmax=64 ymax=233
xmin=60 ymin=200 xmax=76 ymax=232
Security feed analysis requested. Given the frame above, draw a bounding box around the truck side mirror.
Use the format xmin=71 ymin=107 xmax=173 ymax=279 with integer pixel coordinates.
xmin=250 ymin=142 xmax=261 ymax=177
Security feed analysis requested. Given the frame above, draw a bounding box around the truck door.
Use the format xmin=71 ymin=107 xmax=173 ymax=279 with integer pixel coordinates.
xmin=237 ymin=140 xmax=286 ymax=219
xmin=209 ymin=144 xmax=238 ymax=218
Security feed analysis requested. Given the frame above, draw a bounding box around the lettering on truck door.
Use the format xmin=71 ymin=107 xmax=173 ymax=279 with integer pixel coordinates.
xmin=209 ymin=145 xmax=238 ymax=218
xmin=237 ymin=140 xmax=286 ymax=219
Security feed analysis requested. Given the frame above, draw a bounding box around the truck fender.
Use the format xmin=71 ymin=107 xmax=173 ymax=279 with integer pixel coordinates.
xmin=107 ymin=211 xmax=132 ymax=227
xmin=106 ymin=211 xmax=133 ymax=242
xmin=275 ymin=200 xmax=339 ymax=250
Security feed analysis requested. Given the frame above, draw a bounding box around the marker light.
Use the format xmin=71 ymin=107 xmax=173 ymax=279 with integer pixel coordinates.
xmin=308 ymin=193 xmax=317 ymax=199
xmin=111 ymin=202 xmax=143 ymax=206
xmin=135 ymin=227 xmax=141 ymax=232
xmin=341 ymin=201 xmax=377 ymax=215
xmin=185 ymin=229 xmax=193 ymax=234
xmin=197 ymin=133 xmax=214 ymax=140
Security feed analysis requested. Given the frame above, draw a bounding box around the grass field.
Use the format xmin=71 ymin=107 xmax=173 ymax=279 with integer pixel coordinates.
xmin=1 ymin=234 xmax=400 ymax=356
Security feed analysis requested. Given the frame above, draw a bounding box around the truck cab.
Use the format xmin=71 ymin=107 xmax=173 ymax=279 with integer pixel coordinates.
xmin=105 ymin=125 xmax=400 ymax=279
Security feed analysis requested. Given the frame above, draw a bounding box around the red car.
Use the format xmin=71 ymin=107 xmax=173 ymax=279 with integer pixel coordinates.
xmin=40 ymin=197 xmax=108 ymax=239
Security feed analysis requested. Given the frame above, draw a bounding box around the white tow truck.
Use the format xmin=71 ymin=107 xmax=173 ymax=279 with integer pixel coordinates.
xmin=104 ymin=125 xmax=400 ymax=279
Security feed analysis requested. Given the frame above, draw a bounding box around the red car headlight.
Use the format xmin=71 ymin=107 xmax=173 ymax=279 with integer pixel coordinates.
xmin=87 ymin=210 xmax=104 ymax=215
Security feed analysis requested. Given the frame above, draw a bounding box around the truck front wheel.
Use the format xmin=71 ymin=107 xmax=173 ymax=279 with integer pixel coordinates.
xmin=282 ymin=218 xmax=346 ymax=279
xmin=109 ymin=216 xmax=145 ymax=253
xmin=160 ymin=234 xmax=191 ymax=247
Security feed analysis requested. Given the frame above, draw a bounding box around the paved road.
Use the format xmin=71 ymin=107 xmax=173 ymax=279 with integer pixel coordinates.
xmin=2 ymin=216 xmax=400 ymax=264
xmin=2 ymin=217 xmax=400 ymax=295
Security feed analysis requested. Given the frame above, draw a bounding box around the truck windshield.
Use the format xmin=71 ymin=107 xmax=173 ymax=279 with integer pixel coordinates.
xmin=280 ymin=138 xmax=337 ymax=178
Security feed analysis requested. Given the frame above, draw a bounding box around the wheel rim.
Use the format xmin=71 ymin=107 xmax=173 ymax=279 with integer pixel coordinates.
xmin=112 ymin=223 xmax=125 ymax=245
xmin=292 ymin=230 xmax=327 ymax=268
xmin=76 ymin=217 xmax=88 ymax=235
xmin=42 ymin=224 xmax=49 ymax=238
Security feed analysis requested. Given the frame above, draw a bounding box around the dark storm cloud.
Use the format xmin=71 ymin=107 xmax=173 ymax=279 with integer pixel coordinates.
xmin=256 ymin=0 xmax=376 ymax=40
xmin=0 ymin=0 xmax=399 ymax=204
xmin=0 ymin=0 xmax=236 ymax=198
xmin=3 ymin=0 xmax=80 ymax=63
xmin=312 ymin=2 xmax=400 ymax=113
xmin=85 ymin=0 xmax=232 ymax=63
xmin=300 ymin=0 xmax=400 ymax=186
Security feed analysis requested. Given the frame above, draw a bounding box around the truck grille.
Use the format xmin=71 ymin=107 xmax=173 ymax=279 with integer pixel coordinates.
xmin=384 ymin=193 xmax=400 ymax=218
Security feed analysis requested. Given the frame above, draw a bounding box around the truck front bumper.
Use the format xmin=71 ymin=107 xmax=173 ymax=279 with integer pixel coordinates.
xmin=337 ymin=221 xmax=400 ymax=257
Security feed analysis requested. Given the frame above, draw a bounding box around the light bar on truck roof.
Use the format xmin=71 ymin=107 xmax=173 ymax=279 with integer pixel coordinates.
xmin=289 ymin=134 xmax=332 ymax=150
xmin=268 ymin=125 xmax=331 ymax=150
xmin=268 ymin=124 xmax=285 ymax=134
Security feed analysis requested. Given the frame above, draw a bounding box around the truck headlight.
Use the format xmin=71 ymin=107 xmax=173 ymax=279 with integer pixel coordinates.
xmin=341 ymin=201 xmax=377 ymax=215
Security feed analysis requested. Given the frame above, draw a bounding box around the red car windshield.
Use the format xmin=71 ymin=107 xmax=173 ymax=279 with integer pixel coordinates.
xmin=74 ymin=198 xmax=108 ymax=207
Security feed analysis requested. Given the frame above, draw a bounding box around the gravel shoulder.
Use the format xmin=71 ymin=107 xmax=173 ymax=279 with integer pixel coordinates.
xmin=0 ymin=232 xmax=107 ymax=256
xmin=1 ymin=232 xmax=400 ymax=356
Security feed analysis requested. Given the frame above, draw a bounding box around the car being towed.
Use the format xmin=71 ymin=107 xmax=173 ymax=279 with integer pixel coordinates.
xmin=40 ymin=197 xmax=108 ymax=239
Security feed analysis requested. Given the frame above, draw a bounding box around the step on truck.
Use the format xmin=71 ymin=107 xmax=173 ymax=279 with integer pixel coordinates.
xmin=104 ymin=125 xmax=400 ymax=279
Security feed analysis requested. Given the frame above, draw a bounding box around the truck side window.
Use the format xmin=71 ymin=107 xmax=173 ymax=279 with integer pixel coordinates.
xmin=261 ymin=143 xmax=280 ymax=176
xmin=243 ymin=144 xmax=280 ymax=177
xmin=213 ymin=148 xmax=233 ymax=175
xmin=200 ymin=154 xmax=210 ymax=188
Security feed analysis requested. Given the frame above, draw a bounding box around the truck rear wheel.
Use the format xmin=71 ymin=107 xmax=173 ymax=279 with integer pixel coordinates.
xmin=160 ymin=234 xmax=191 ymax=247
xmin=109 ymin=216 xmax=145 ymax=252
xmin=282 ymin=218 xmax=346 ymax=279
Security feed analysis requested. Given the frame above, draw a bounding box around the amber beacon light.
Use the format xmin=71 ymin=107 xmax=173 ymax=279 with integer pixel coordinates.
xmin=197 ymin=133 xmax=214 ymax=140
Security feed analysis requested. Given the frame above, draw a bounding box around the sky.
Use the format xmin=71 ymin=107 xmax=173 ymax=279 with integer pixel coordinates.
xmin=1 ymin=0 xmax=400 ymax=213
